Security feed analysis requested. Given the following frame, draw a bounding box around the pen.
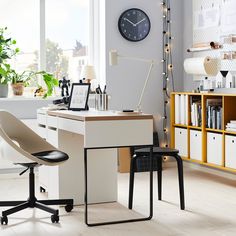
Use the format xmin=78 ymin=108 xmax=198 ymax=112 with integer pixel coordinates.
xmin=96 ymin=85 xmax=102 ymax=94
xmin=103 ymin=85 xmax=106 ymax=94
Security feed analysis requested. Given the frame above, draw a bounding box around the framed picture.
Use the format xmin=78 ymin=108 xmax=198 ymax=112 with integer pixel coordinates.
xmin=68 ymin=83 xmax=90 ymax=111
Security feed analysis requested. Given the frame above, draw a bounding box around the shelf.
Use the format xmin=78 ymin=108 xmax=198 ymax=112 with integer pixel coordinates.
xmin=171 ymin=92 xmax=236 ymax=174
xmin=224 ymin=130 xmax=236 ymax=135
xmin=174 ymin=124 xmax=188 ymax=128
xmin=188 ymin=126 xmax=202 ymax=130
xmin=205 ymin=128 xmax=223 ymax=133
xmin=189 ymin=159 xmax=203 ymax=164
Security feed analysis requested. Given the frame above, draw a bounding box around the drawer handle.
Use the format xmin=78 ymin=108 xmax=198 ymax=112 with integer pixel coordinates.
xmin=213 ymin=137 xmax=215 ymax=140
xmin=195 ymin=134 xmax=197 ymax=137
xmin=232 ymin=140 xmax=235 ymax=143
xmin=180 ymin=132 xmax=182 ymax=134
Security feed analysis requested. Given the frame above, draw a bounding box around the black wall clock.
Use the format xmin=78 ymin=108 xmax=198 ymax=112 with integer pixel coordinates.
xmin=118 ymin=8 xmax=151 ymax=42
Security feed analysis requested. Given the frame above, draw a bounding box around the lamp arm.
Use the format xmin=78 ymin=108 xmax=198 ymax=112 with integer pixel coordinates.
xmin=118 ymin=54 xmax=156 ymax=64
xmin=136 ymin=61 xmax=155 ymax=112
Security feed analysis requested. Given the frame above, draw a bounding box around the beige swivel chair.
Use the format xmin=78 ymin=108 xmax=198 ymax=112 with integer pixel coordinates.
xmin=0 ymin=110 xmax=73 ymax=225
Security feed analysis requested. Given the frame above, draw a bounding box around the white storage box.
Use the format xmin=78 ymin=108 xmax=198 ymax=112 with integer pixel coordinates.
xmin=225 ymin=135 xmax=236 ymax=169
xmin=207 ymin=132 xmax=223 ymax=165
xmin=190 ymin=130 xmax=202 ymax=161
xmin=175 ymin=128 xmax=188 ymax=157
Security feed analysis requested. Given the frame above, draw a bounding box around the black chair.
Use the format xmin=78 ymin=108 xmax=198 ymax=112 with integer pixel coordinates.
xmin=128 ymin=132 xmax=185 ymax=210
xmin=0 ymin=111 xmax=74 ymax=225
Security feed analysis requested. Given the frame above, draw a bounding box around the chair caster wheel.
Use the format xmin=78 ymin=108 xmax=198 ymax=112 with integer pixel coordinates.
xmin=65 ymin=204 xmax=73 ymax=212
xmin=51 ymin=214 xmax=59 ymax=223
xmin=1 ymin=216 xmax=8 ymax=225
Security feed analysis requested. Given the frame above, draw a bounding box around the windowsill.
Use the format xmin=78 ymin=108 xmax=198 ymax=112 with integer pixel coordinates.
xmin=0 ymin=96 xmax=57 ymax=101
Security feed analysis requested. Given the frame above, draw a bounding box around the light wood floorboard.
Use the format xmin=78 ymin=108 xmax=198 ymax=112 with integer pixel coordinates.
xmin=0 ymin=162 xmax=236 ymax=236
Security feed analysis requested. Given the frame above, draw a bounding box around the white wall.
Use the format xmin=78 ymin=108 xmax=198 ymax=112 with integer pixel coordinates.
xmin=183 ymin=0 xmax=199 ymax=91
xmin=104 ymin=0 xmax=184 ymax=141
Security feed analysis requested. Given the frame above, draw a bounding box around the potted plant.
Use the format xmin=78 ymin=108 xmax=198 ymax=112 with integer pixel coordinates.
xmin=10 ymin=70 xmax=36 ymax=96
xmin=37 ymin=71 xmax=59 ymax=98
xmin=0 ymin=27 xmax=19 ymax=97
xmin=9 ymin=69 xmax=59 ymax=97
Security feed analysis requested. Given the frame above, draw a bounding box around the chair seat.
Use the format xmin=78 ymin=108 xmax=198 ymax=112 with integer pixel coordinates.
xmin=31 ymin=150 xmax=69 ymax=163
xmin=135 ymin=147 xmax=179 ymax=156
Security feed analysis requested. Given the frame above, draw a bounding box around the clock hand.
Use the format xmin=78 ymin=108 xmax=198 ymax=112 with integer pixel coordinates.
xmin=135 ymin=18 xmax=146 ymax=26
xmin=123 ymin=18 xmax=136 ymax=26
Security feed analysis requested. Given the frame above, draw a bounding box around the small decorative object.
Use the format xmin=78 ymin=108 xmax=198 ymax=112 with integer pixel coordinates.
xmin=59 ymin=76 xmax=70 ymax=97
xmin=118 ymin=8 xmax=151 ymax=42
xmin=68 ymin=83 xmax=90 ymax=111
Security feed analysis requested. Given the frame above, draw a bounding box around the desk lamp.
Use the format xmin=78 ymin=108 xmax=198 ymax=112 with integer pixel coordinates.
xmin=109 ymin=50 xmax=161 ymax=113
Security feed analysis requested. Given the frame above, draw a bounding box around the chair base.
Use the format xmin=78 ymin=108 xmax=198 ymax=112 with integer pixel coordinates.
xmin=0 ymin=166 xmax=73 ymax=225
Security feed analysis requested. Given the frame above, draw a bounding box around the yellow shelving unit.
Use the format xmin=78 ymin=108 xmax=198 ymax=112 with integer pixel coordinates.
xmin=171 ymin=92 xmax=236 ymax=173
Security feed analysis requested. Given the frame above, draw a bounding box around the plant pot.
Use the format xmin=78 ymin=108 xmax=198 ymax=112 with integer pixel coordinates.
xmin=0 ymin=84 xmax=9 ymax=98
xmin=11 ymin=83 xmax=24 ymax=96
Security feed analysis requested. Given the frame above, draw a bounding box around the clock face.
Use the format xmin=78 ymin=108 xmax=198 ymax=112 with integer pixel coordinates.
xmin=118 ymin=8 xmax=151 ymax=42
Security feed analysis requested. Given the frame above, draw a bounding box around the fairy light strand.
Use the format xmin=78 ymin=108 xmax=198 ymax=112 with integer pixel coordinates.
xmin=161 ymin=0 xmax=175 ymax=148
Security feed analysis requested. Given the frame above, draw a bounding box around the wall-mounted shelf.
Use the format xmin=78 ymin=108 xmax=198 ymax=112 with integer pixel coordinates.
xmin=171 ymin=92 xmax=236 ymax=173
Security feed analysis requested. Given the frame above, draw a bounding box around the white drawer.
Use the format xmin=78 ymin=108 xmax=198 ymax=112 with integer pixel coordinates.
xmin=175 ymin=128 xmax=188 ymax=157
xmin=225 ymin=135 xmax=236 ymax=169
xmin=58 ymin=117 xmax=85 ymax=135
xmin=47 ymin=129 xmax=58 ymax=147
xmin=207 ymin=132 xmax=223 ymax=165
xmin=37 ymin=113 xmax=46 ymax=125
xmin=37 ymin=126 xmax=47 ymax=139
xmin=190 ymin=130 xmax=202 ymax=161
xmin=47 ymin=115 xmax=58 ymax=129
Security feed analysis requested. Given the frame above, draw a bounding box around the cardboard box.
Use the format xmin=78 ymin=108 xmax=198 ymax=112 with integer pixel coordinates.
xmin=118 ymin=148 xmax=131 ymax=173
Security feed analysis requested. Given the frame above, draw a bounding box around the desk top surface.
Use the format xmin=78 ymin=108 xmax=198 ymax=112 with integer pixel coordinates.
xmin=47 ymin=109 xmax=153 ymax=121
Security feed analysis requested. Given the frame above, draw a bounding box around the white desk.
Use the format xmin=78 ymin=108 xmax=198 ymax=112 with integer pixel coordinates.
xmin=38 ymin=109 xmax=153 ymax=210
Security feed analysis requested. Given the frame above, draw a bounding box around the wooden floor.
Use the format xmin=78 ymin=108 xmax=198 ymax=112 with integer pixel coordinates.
xmin=0 ymin=162 xmax=236 ymax=236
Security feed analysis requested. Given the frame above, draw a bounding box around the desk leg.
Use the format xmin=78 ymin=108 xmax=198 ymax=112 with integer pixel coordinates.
xmin=84 ymin=146 xmax=153 ymax=226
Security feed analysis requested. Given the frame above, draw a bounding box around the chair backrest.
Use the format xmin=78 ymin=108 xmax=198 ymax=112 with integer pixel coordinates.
xmin=0 ymin=110 xmax=57 ymax=166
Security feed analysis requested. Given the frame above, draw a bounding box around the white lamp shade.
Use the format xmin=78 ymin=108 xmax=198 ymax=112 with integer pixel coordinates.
xmin=80 ymin=65 xmax=96 ymax=81
xmin=109 ymin=50 xmax=118 ymax=65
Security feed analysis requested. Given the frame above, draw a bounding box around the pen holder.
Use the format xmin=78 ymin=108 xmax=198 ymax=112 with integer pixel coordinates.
xmin=95 ymin=94 xmax=108 ymax=111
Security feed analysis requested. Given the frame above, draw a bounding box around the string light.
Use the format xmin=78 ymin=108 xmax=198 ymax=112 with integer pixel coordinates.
xmin=161 ymin=0 xmax=175 ymax=148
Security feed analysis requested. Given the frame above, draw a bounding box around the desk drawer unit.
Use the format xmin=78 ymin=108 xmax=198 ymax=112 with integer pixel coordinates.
xmin=175 ymin=128 xmax=188 ymax=157
xmin=84 ymin=119 xmax=153 ymax=148
xmin=207 ymin=132 xmax=223 ymax=166
xmin=37 ymin=113 xmax=47 ymax=139
xmin=47 ymin=115 xmax=58 ymax=129
xmin=190 ymin=130 xmax=202 ymax=161
xmin=225 ymin=135 xmax=236 ymax=169
xmin=58 ymin=117 xmax=84 ymax=135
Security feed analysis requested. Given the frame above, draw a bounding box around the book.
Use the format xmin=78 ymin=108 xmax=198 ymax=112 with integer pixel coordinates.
xmin=190 ymin=96 xmax=201 ymax=127
xmin=175 ymin=94 xmax=180 ymax=124
xmin=206 ymin=98 xmax=222 ymax=129
xmin=226 ymin=123 xmax=236 ymax=128
xmin=226 ymin=127 xmax=236 ymax=132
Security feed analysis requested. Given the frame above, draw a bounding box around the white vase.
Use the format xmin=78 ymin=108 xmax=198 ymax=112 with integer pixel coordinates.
xmin=0 ymin=84 xmax=8 ymax=98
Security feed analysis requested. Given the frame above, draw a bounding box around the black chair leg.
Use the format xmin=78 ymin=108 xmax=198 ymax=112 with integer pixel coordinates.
xmin=173 ymin=154 xmax=185 ymax=210
xmin=157 ymin=156 xmax=162 ymax=201
xmin=128 ymin=155 xmax=137 ymax=209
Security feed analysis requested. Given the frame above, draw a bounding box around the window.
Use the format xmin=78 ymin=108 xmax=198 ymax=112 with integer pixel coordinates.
xmin=45 ymin=0 xmax=89 ymax=82
xmin=0 ymin=0 xmax=90 ymax=96
xmin=0 ymin=0 xmax=39 ymax=72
